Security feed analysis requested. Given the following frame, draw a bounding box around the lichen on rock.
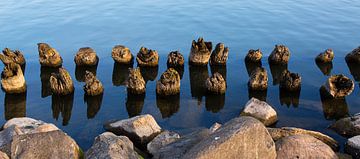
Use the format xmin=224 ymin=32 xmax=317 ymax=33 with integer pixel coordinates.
xmin=136 ymin=47 xmax=159 ymax=67
xmin=189 ymin=37 xmax=212 ymax=65
xmin=156 ymin=68 xmax=180 ymax=96
xmin=112 ymin=45 xmax=134 ymax=64
xmin=1 ymin=63 xmax=26 ymax=94
xmin=49 ymin=67 xmax=74 ymax=95
xmin=210 ymin=43 xmax=229 ymax=65
xmin=74 ymin=47 xmax=98 ymax=66
xmin=84 ymin=71 xmax=104 ymax=96
xmin=37 ymin=43 xmax=63 ymax=67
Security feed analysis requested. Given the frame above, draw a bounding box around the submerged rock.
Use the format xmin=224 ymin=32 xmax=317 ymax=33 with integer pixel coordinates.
xmin=189 ymin=37 xmax=212 ymax=65
xmin=136 ymin=47 xmax=159 ymax=67
xmin=147 ymin=130 xmax=180 ymax=155
xmin=316 ymin=49 xmax=334 ymax=63
xmin=323 ymin=74 xmax=354 ymax=98
xmin=37 ymin=43 xmax=63 ymax=67
xmin=345 ymin=46 xmax=360 ymax=63
xmin=279 ymin=70 xmax=301 ymax=91
xmin=241 ymin=98 xmax=277 ymax=126
xmin=268 ymin=45 xmax=290 ymax=64
xmin=112 ymin=45 xmax=134 ymax=64
xmin=245 ymin=49 xmax=262 ymax=62
xmin=86 ymin=132 xmax=139 ymax=159
xmin=210 ymin=43 xmax=229 ymax=65
xmin=84 ymin=71 xmax=104 ymax=96
xmin=1 ymin=63 xmax=26 ymax=94
xmin=74 ymin=47 xmax=98 ymax=66
xmin=167 ymin=51 xmax=184 ymax=68
xmin=156 ymin=68 xmax=180 ymax=96
xmin=248 ymin=67 xmax=268 ymax=91
xmin=49 ymin=67 xmax=74 ymax=95
xmin=126 ymin=67 xmax=146 ymax=94
xmin=205 ymin=72 xmax=226 ymax=94
xmin=275 ymin=134 xmax=337 ymax=159
xmin=0 ymin=48 xmax=25 ymax=66
xmin=330 ymin=113 xmax=360 ymax=137
xmin=345 ymin=135 xmax=360 ymax=159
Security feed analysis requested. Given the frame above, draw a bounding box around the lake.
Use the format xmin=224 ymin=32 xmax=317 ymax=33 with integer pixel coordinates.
xmin=0 ymin=0 xmax=360 ymax=151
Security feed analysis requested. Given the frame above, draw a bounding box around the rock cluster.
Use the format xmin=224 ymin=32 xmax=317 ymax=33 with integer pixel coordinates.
xmin=112 ymin=45 xmax=134 ymax=64
xmin=136 ymin=47 xmax=159 ymax=67
xmin=74 ymin=47 xmax=99 ymax=66
xmin=210 ymin=43 xmax=229 ymax=65
xmin=189 ymin=37 xmax=212 ymax=65
xmin=205 ymin=72 xmax=226 ymax=94
xmin=84 ymin=71 xmax=104 ymax=96
xmin=156 ymin=68 xmax=181 ymax=96
xmin=37 ymin=43 xmax=63 ymax=67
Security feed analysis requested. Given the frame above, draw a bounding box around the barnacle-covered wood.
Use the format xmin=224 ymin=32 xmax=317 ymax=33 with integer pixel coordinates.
xmin=84 ymin=71 xmax=104 ymax=96
xmin=205 ymin=72 xmax=226 ymax=94
xmin=38 ymin=43 xmax=63 ymax=67
xmin=345 ymin=46 xmax=360 ymax=63
xmin=189 ymin=37 xmax=212 ymax=65
xmin=268 ymin=45 xmax=290 ymax=64
xmin=156 ymin=68 xmax=180 ymax=96
xmin=248 ymin=67 xmax=268 ymax=91
xmin=323 ymin=74 xmax=354 ymax=98
xmin=1 ymin=63 xmax=26 ymax=93
xmin=0 ymin=48 xmax=26 ymax=66
xmin=210 ymin=43 xmax=229 ymax=65
xmin=127 ymin=67 xmax=146 ymax=94
xmin=279 ymin=70 xmax=301 ymax=91
xmin=167 ymin=51 xmax=184 ymax=68
xmin=245 ymin=49 xmax=262 ymax=62
xmin=316 ymin=49 xmax=334 ymax=63
xmin=136 ymin=47 xmax=159 ymax=67
xmin=49 ymin=67 xmax=74 ymax=95
xmin=74 ymin=47 xmax=98 ymax=66
xmin=112 ymin=45 xmax=133 ymax=64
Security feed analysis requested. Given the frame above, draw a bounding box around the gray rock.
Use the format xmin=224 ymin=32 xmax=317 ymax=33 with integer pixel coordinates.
xmin=182 ymin=116 xmax=276 ymax=159
xmin=276 ymin=134 xmax=337 ymax=159
xmin=10 ymin=130 xmax=81 ymax=159
xmin=209 ymin=123 xmax=222 ymax=133
xmin=104 ymin=114 xmax=162 ymax=147
xmin=153 ymin=129 xmax=211 ymax=159
xmin=147 ymin=130 xmax=180 ymax=155
xmin=330 ymin=113 xmax=360 ymax=137
xmin=241 ymin=98 xmax=277 ymax=126
xmin=0 ymin=151 xmax=9 ymax=159
xmin=86 ymin=132 xmax=139 ymax=159
xmin=345 ymin=135 xmax=360 ymax=159
xmin=0 ymin=126 xmax=21 ymax=155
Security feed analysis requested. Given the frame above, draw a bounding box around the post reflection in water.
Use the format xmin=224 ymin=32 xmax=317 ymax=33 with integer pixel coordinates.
xmin=245 ymin=61 xmax=262 ymax=76
xmin=126 ymin=93 xmax=145 ymax=118
xmin=319 ymin=86 xmax=349 ymax=120
xmin=189 ymin=65 xmax=209 ymax=105
xmin=40 ymin=66 xmax=59 ymax=98
xmin=168 ymin=66 xmax=184 ymax=80
xmin=139 ymin=66 xmax=158 ymax=83
xmin=346 ymin=61 xmax=360 ymax=82
xmin=205 ymin=93 xmax=225 ymax=113
xmin=156 ymin=94 xmax=180 ymax=118
xmin=75 ymin=65 xmax=98 ymax=82
xmin=51 ymin=93 xmax=74 ymax=126
xmin=279 ymin=88 xmax=300 ymax=107
xmin=4 ymin=92 xmax=26 ymax=120
xmin=84 ymin=94 xmax=103 ymax=119
xmin=210 ymin=65 xmax=226 ymax=80
xmin=112 ymin=62 xmax=133 ymax=86
xmin=315 ymin=61 xmax=333 ymax=76
xmin=269 ymin=63 xmax=288 ymax=85
xmin=248 ymin=89 xmax=267 ymax=102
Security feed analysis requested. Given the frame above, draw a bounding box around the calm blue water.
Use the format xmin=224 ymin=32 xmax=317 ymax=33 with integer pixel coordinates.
xmin=0 ymin=0 xmax=360 ymax=151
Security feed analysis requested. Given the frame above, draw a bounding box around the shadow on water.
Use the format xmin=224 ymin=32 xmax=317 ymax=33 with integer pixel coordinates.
xmin=112 ymin=62 xmax=133 ymax=86
xmin=210 ymin=65 xmax=227 ymax=80
xmin=75 ymin=64 xmax=98 ymax=82
xmin=269 ymin=63 xmax=288 ymax=85
xmin=245 ymin=61 xmax=262 ymax=76
xmin=346 ymin=61 xmax=360 ymax=82
xmin=248 ymin=89 xmax=267 ymax=102
xmin=156 ymin=94 xmax=180 ymax=118
xmin=189 ymin=65 xmax=209 ymax=105
xmin=315 ymin=61 xmax=333 ymax=76
xmin=4 ymin=92 xmax=26 ymax=120
xmin=205 ymin=93 xmax=225 ymax=113
xmin=319 ymin=86 xmax=349 ymax=120
xmin=40 ymin=66 xmax=59 ymax=98
xmin=279 ymin=88 xmax=300 ymax=107
xmin=52 ymin=93 xmax=74 ymax=126
xmin=126 ymin=93 xmax=145 ymax=118
xmin=139 ymin=66 xmax=158 ymax=83
xmin=84 ymin=93 xmax=103 ymax=119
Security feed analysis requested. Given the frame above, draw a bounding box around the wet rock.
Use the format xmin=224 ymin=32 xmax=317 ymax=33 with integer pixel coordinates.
xmin=126 ymin=67 xmax=146 ymax=94
xmin=86 ymin=132 xmax=139 ymax=159
xmin=323 ymin=74 xmax=354 ymax=98
xmin=205 ymin=72 xmax=226 ymax=94
xmin=182 ymin=116 xmax=276 ymax=159
xmin=84 ymin=94 xmax=103 ymax=119
xmin=136 ymin=47 xmax=159 ymax=67
xmin=167 ymin=51 xmax=184 ymax=68
xmin=147 ymin=130 xmax=180 ymax=155
xmin=320 ymin=86 xmax=349 ymax=120
xmin=104 ymin=114 xmax=162 ymax=148
xmin=248 ymin=67 xmax=268 ymax=91
xmin=241 ymin=98 xmax=277 ymax=126
xmin=126 ymin=93 xmax=145 ymax=118
xmin=74 ymin=47 xmax=98 ymax=66
xmin=0 ymin=151 xmax=9 ymax=159
xmin=275 ymin=134 xmax=337 ymax=159
xmin=112 ymin=45 xmax=134 ymax=64
xmin=269 ymin=63 xmax=288 ymax=85
xmin=279 ymin=70 xmax=301 ymax=91
xmin=37 ymin=43 xmax=63 ymax=67
xmin=316 ymin=60 xmax=333 ymax=76
xmin=1 ymin=63 xmax=26 ymax=94
xmin=316 ymin=49 xmax=334 ymax=63
xmin=4 ymin=92 xmax=26 ymax=120
xmin=0 ymin=48 xmax=25 ymax=66
xmin=189 ymin=37 xmax=212 ymax=65
xmin=345 ymin=46 xmax=360 ymax=63
xmin=205 ymin=93 xmax=225 ymax=113
xmin=156 ymin=68 xmax=180 ymax=96
xmin=75 ymin=65 xmax=97 ymax=82
xmin=112 ymin=62 xmax=133 ymax=86
xmin=268 ymin=45 xmax=290 ymax=64
xmin=51 ymin=93 xmax=74 ymax=126
xmin=156 ymin=94 xmax=180 ymax=118
xmin=209 ymin=123 xmax=222 ymax=133
xmin=49 ymin=67 xmax=74 ymax=95
xmin=84 ymin=71 xmax=104 ymax=96
xmin=267 ymin=127 xmax=339 ymax=151
xmin=346 ymin=61 xmax=360 ymax=81
xmin=345 ymin=135 xmax=360 ymax=159
xmin=245 ymin=49 xmax=262 ymax=63
xmin=330 ymin=113 xmax=360 ymax=137
xmin=210 ymin=43 xmax=229 ymax=65
xmin=153 ymin=129 xmax=211 ymax=159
